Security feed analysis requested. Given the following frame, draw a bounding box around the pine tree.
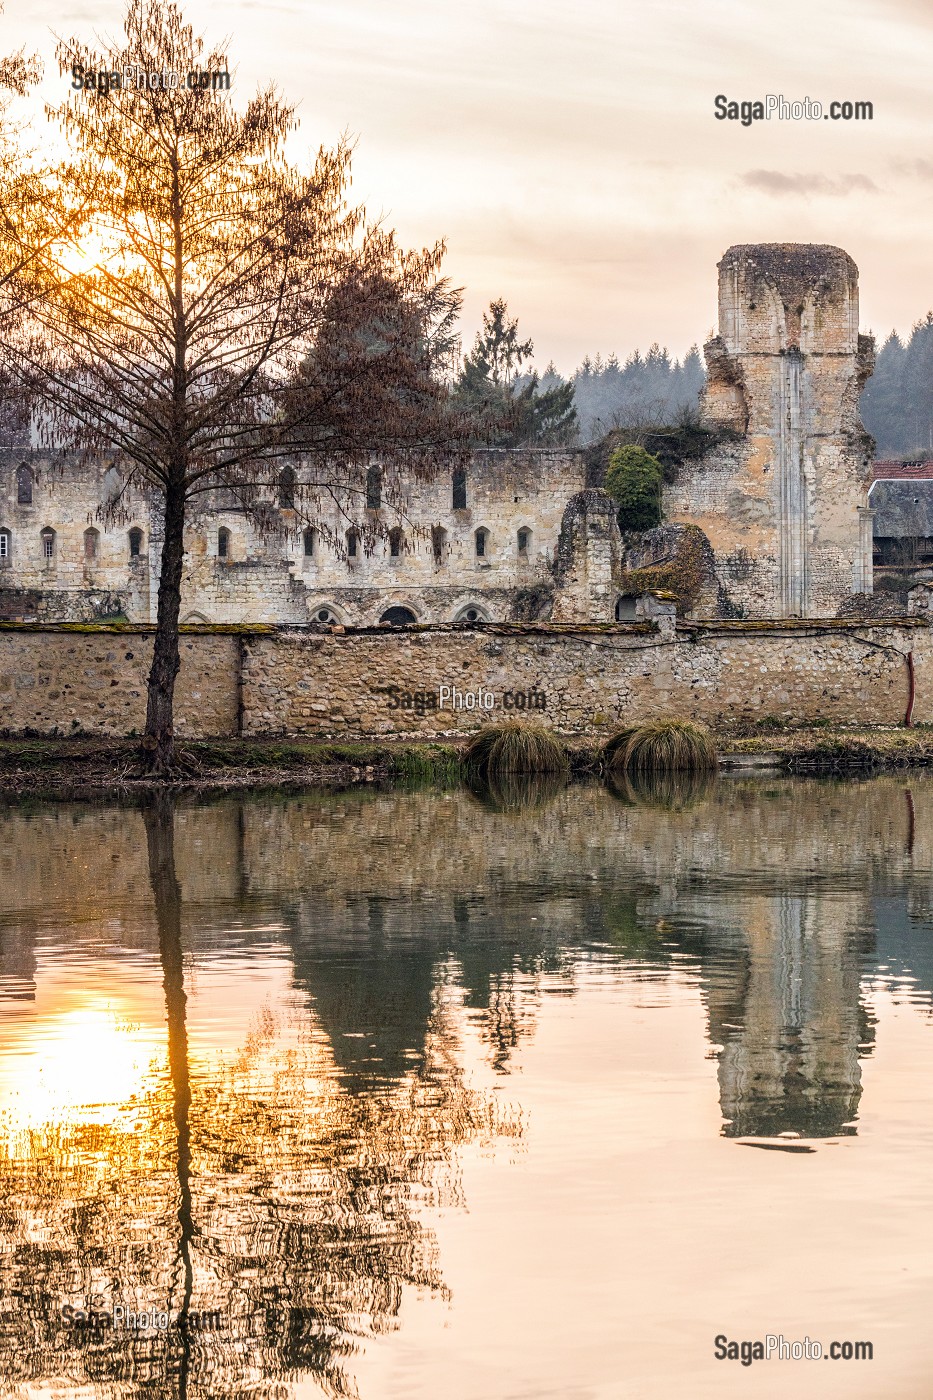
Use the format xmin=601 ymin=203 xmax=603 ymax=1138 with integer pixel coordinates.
xmin=453 ymin=299 xmax=577 ymax=446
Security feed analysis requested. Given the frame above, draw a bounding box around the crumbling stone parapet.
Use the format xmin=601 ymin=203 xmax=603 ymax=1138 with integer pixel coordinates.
xmin=550 ymin=489 xmax=624 ymax=623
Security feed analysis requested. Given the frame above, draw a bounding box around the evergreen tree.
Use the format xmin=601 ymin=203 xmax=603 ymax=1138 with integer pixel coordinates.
xmin=453 ymin=299 xmax=577 ymax=446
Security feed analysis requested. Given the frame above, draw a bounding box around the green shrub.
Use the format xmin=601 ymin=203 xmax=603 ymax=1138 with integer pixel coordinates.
xmin=603 ymin=718 xmax=718 ymax=776
xmin=463 ymin=719 xmax=569 ymax=779
xmin=605 ymin=445 xmax=664 ymax=532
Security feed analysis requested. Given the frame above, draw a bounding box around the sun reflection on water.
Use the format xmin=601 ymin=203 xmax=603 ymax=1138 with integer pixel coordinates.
xmin=0 ymin=1000 xmax=165 ymax=1134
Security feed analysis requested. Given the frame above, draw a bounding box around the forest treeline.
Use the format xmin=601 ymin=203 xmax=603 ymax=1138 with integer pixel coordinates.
xmin=539 ymin=346 xmax=705 ymax=444
xmin=532 ymin=315 xmax=933 ymax=457
xmin=859 ymin=315 xmax=933 ymax=458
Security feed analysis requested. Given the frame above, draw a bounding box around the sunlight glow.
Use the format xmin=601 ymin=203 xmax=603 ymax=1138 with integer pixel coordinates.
xmin=54 ymin=228 xmax=116 ymax=278
xmin=0 ymin=999 xmax=166 ymax=1133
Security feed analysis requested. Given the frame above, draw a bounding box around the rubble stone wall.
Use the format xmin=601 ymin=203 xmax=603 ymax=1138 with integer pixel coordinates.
xmin=2 ymin=619 xmax=929 ymax=738
xmin=0 ymin=626 xmax=239 ymax=735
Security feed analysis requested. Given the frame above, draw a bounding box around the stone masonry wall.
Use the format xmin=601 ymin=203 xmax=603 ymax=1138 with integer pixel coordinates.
xmin=0 ymin=449 xmax=154 ymax=621
xmin=0 ymin=627 xmax=239 ymax=735
xmin=180 ymin=447 xmax=585 ymax=626
xmin=665 ymin=244 xmax=875 ymax=620
xmin=1 ymin=619 xmax=929 ymax=739
xmin=0 ymin=447 xmax=586 ymax=627
xmin=240 ymin=621 xmax=932 ymax=736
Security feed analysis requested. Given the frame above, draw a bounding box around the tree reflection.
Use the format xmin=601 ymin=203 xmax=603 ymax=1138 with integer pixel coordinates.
xmin=142 ymin=793 xmax=194 ymax=1396
xmin=0 ymin=794 xmax=521 ymax=1399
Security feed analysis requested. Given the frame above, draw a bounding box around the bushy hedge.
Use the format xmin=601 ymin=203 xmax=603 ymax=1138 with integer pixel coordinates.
xmin=605 ymin=445 xmax=664 ymax=531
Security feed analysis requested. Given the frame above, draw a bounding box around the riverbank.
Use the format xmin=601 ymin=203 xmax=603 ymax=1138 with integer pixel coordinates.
xmin=1 ymin=723 xmax=932 ymax=795
xmin=0 ymin=737 xmax=463 ymax=796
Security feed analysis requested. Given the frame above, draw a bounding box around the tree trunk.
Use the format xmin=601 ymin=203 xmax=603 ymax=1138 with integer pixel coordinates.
xmin=144 ymin=479 xmax=186 ymax=773
xmin=143 ymin=793 xmax=194 ymax=1389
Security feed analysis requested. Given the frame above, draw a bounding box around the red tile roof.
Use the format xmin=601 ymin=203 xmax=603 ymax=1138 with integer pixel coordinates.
xmin=872 ymin=460 xmax=933 ymax=481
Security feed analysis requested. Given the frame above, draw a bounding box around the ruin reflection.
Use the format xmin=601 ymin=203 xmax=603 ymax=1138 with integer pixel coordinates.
xmin=1 ymin=776 xmax=933 ymax=1394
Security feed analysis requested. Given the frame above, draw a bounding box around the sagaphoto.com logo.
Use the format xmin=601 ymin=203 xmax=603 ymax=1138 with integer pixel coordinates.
xmin=714 ymin=94 xmax=873 ymax=126
xmin=71 ymin=62 xmax=230 ymax=95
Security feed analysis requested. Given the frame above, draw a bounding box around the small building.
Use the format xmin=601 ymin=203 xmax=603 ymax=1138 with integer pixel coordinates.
xmin=869 ymin=462 xmax=933 ymax=585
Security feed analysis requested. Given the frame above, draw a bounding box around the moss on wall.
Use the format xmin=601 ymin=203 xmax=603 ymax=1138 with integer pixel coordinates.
xmin=620 ymin=525 xmax=713 ymax=614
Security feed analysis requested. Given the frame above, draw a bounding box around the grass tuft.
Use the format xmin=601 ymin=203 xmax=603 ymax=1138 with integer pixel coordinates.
xmin=463 ymin=719 xmax=569 ymax=779
xmin=388 ymin=745 xmax=461 ymax=785
xmin=603 ymin=718 xmax=718 ymax=777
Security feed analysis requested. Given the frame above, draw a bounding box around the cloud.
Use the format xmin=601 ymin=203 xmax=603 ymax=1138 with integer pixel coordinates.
xmin=739 ymin=170 xmax=878 ymax=196
xmin=894 ymin=158 xmax=933 ymax=180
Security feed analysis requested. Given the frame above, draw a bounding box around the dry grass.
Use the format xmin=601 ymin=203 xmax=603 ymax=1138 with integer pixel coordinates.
xmin=462 ymin=720 xmax=569 ymax=779
xmin=603 ymin=718 xmax=718 ymax=777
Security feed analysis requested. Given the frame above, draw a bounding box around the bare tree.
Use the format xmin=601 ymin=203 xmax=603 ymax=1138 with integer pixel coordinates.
xmin=0 ymin=5 xmax=42 ymax=291
xmin=3 ymin=0 xmax=466 ymax=771
xmin=0 ymin=8 xmax=51 ymax=434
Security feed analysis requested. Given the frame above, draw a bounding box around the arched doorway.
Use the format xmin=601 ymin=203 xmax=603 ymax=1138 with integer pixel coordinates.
xmin=379 ymin=606 xmax=418 ymax=625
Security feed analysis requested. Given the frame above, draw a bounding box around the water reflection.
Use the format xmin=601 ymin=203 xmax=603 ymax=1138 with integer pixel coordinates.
xmin=0 ymin=793 xmax=521 ymax=1398
xmin=142 ymin=793 xmax=194 ymax=1395
xmin=464 ymin=769 xmax=570 ymax=813
xmin=605 ymin=767 xmax=717 ymax=810
xmin=0 ymin=776 xmax=932 ymax=1396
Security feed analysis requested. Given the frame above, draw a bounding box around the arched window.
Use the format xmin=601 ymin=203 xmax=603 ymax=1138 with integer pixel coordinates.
xmin=379 ymin=605 xmax=417 ymax=625
xmin=388 ymin=526 xmax=403 ymax=558
xmin=303 ymin=527 xmax=315 ymax=557
xmin=129 ymin=527 xmax=144 ymax=558
xmin=278 ymin=465 xmax=296 ymax=509
xmin=313 ymin=605 xmax=340 ymax=625
xmin=0 ymin=528 xmax=10 ymax=562
xmin=454 ymin=603 xmax=489 ymax=623
xmin=40 ymin=526 xmax=55 ymax=562
xmin=346 ymin=528 xmax=359 ymax=559
xmin=217 ymin=527 xmax=230 ymax=559
xmin=83 ymin=527 xmax=99 ymax=562
xmin=475 ymin=527 xmax=489 ymax=558
xmin=431 ymin=524 xmax=447 ymax=565
xmin=517 ymin=527 xmax=531 ymax=555
xmin=16 ymin=464 xmax=33 ymax=505
xmin=366 ymin=464 xmax=382 ymax=510
xmin=101 ymin=464 xmax=122 ymax=504
xmin=452 ymin=465 xmax=467 ymax=510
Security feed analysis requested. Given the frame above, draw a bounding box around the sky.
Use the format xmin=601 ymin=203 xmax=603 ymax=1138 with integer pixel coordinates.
xmin=4 ymin=0 xmax=933 ymax=374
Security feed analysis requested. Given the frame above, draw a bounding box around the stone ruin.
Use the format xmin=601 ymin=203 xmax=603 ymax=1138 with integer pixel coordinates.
xmin=0 ymin=243 xmax=888 ymax=627
xmin=662 ymin=243 xmax=876 ymax=618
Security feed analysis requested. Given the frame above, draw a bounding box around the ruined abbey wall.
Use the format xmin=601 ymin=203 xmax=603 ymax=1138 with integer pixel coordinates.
xmin=664 ymin=244 xmax=875 ymax=618
xmin=183 ymin=448 xmax=586 ymax=627
xmin=0 ymin=450 xmax=153 ymax=621
xmin=1 ymin=616 xmax=929 ymax=737
xmin=0 ymin=244 xmax=883 ymax=628
xmin=0 ymin=446 xmax=591 ymax=627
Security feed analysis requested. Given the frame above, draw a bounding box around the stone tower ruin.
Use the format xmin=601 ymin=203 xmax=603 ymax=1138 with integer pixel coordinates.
xmin=665 ymin=243 xmax=876 ymax=618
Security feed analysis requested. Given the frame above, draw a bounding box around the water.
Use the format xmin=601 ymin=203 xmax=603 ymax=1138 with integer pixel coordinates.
xmin=1 ymin=775 xmax=933 ymax=1398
